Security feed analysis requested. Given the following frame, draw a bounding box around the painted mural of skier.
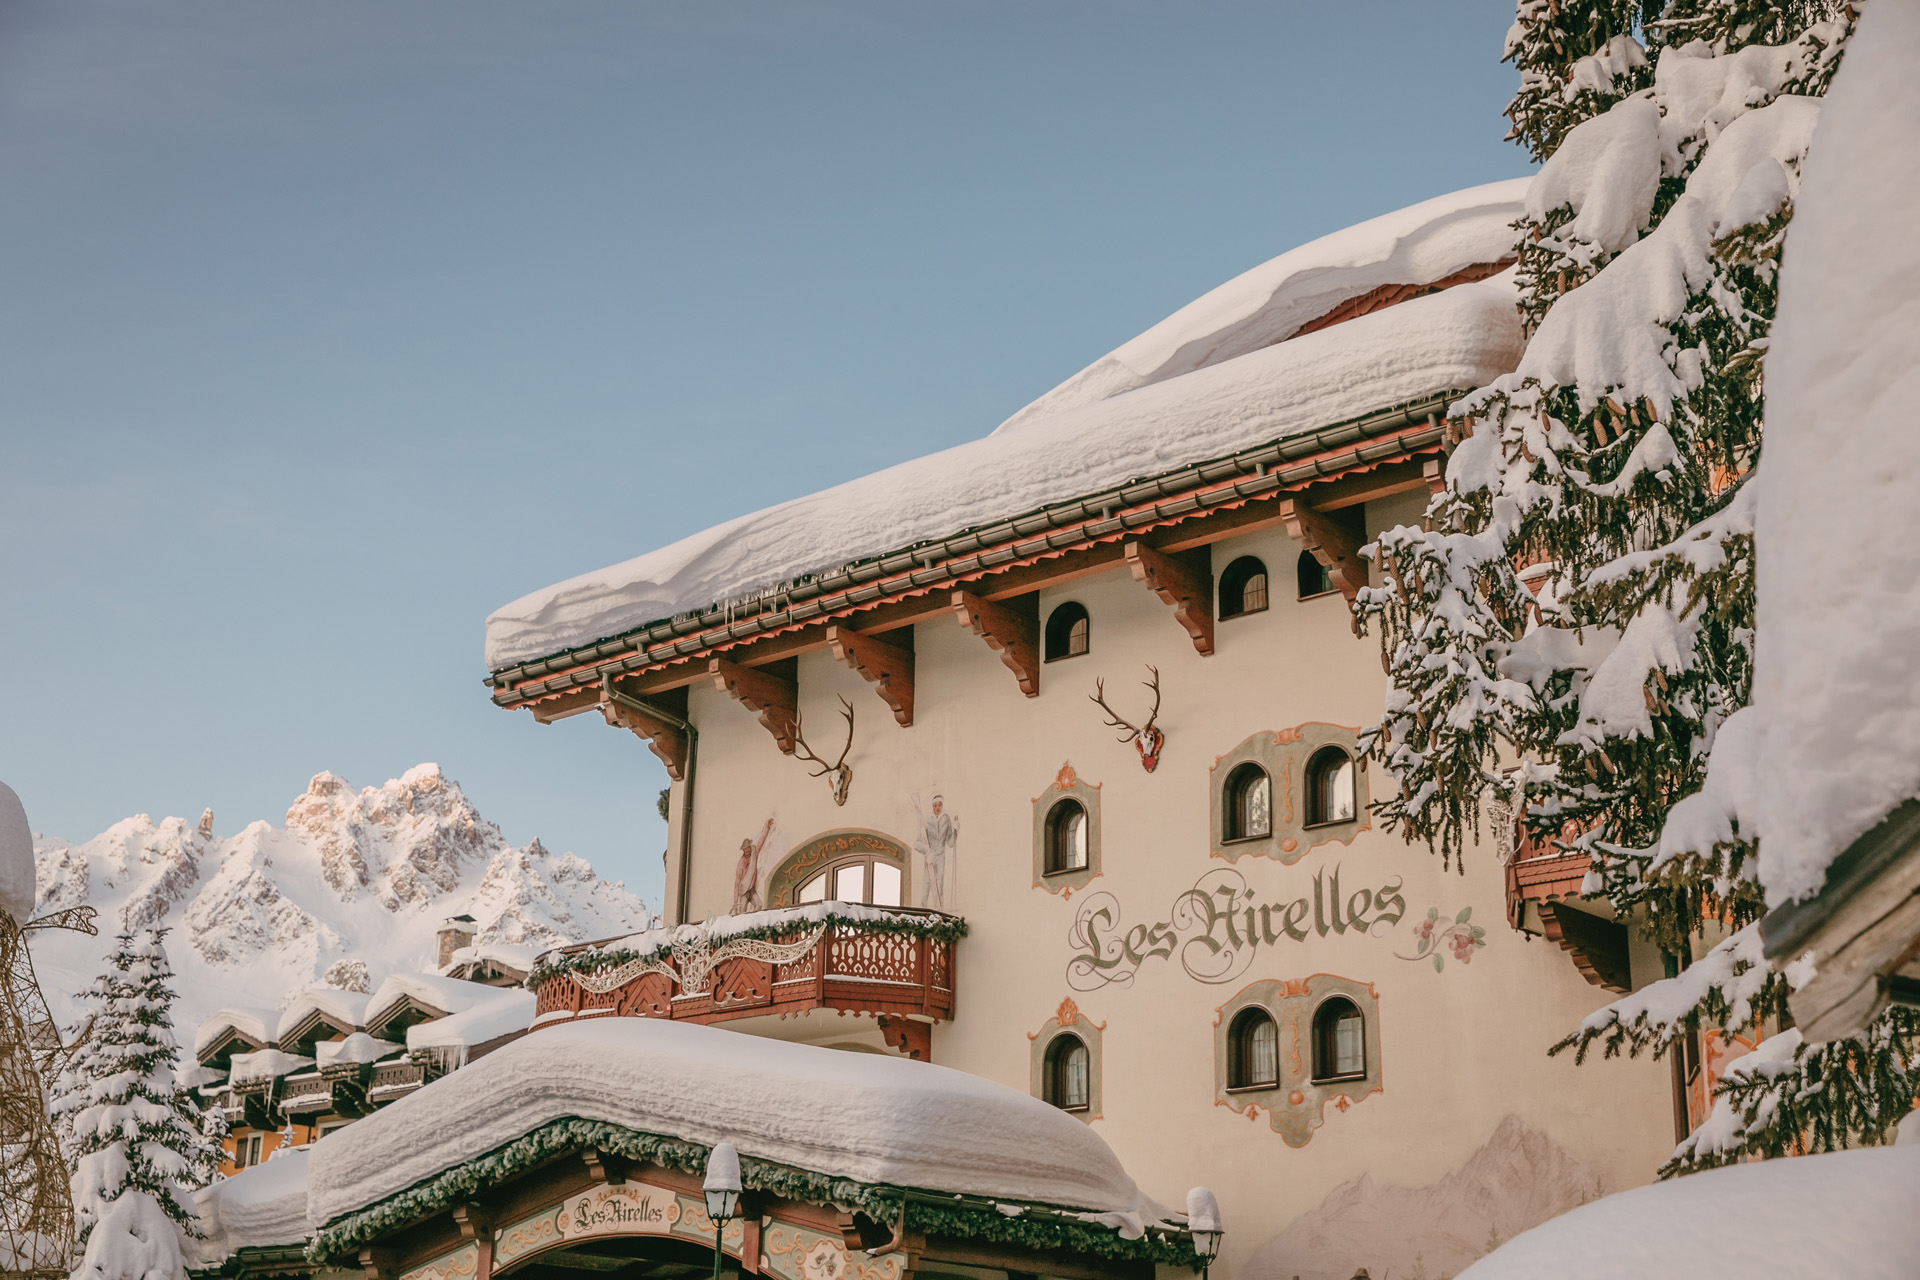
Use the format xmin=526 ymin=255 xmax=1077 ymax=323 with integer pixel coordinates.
xmin=910 ymin=793 xmax=956 ymax=911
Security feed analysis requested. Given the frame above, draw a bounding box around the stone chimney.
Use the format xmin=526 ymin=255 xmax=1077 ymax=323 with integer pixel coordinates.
xmin=437 ymin=914 xmax=477 ymax=969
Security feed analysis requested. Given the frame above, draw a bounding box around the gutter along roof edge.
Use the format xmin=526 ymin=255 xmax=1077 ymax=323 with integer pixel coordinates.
xmin=488 ymin=389 xmax=1460 ymax=699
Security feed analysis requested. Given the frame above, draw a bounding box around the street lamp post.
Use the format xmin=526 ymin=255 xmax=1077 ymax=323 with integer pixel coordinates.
xmin=704 ymin=1142 xmax=743 ymax=1280
xmin=1186 ymin=1187 xmax=1223 ymax=1280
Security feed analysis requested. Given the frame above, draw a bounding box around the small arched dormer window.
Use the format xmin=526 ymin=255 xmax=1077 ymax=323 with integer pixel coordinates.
xmin=1043 ymin=799 xmax=1089 ymax=875
xmin=1298 ymin=550 xmax=1334 ymax=599
xmin=1044 ymin=602 xmax=1090 ymax=661
xmin=795 ymin=856 xmax=904 ymax=907
xmin=1043 ymin=1033 xmax=1090 ymax=1110
xmin=1219 ymin=556 xmax=1269 ymax=619
xmin=1312 ymin=997 xmax=1366 ymax=1082
xmin=1222 ymin=763 xmax=1272 ymax=842
xmin=1304 ymin=746 xmax=1356 ymax=827
xmin=1227 ymin=1007 xmax=1279 ymax=1090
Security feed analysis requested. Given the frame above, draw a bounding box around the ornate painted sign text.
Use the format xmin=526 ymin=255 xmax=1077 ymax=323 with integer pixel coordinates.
xmin=1066 ymin=866 xmax=1406 ymax=990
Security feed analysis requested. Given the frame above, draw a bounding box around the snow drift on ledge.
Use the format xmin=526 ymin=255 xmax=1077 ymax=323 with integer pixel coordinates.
xmin=1750 ymin=0 xmax=1920 ymax=906
xmin=485 ymin=183 xmax=1529 ymax=670
xmin=1457 ymin=1142 xmax=1920 ymax=1280
xmin=308 ymin=1016 xmax=1154 ymax=1228
xmin=29 ymin=764 xmax=650 ymax=1037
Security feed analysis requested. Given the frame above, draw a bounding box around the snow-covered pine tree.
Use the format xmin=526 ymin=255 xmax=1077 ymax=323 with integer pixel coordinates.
xmin=1355 ymin=0 xmax=1916 ymax=1174
xmin=52 ymin=929 xmax=219 ymax=1280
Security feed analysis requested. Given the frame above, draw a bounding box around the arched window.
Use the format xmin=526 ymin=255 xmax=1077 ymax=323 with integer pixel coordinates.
xmin=1305 ymin=747 xmax=1356 ymax=826
xmin=1044 ymin=602 xmax=1091 ymax=661
xmin=795 ymin=855 xmax=904 ymax=907
xmin=1298 ymin=550 xmax=1334 ymax=599
xmin=1219 ymin=556 xmax=1269 ymax=619
xmin=1222 ymin=763 xmax=1272 ymax=842
xmin=1043 ymin=1033 xmax=1090 ymax=1111
xmin=1043 ymin=799 xmax=1089 ymax=875
xmin=1227 ymin=1007 xmax=1279 ymax=1090
xmin=1312 ymin=998 xmax=1366 ymax=1082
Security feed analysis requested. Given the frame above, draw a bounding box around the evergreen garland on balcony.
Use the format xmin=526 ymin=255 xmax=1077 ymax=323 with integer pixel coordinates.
xmin=526 ymin=910 xmax=968 ymax=989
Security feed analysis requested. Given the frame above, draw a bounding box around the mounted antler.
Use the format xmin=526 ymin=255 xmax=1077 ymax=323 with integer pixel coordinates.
xmin=1090 ymin=665 xmax=1165 ymax=772
xmin=793 ymin=696 xmax=855 ymax=804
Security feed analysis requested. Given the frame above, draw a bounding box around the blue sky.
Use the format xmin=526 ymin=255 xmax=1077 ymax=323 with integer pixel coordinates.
xmin=0 ymin=1 xmax=1526 ymax=909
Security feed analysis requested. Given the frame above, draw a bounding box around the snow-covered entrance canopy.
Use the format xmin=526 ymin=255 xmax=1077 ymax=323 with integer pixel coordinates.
xmin=309 ymin=1017 xmax=1160 ymax=1232
xmin=484 ymin=179 xmax=1529 ymax=671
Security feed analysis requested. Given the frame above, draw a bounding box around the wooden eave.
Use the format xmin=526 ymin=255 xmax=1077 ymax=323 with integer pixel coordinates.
xmin=276 ymin=1009 xmax=361 ymax=1056
xmin=198 ymin=1026 xmax=269 ymax=1070
xmin=364 ymin=994 xmax=450 ymax=1042
xmin=490 ymin=396 xmax=1459 ymax=717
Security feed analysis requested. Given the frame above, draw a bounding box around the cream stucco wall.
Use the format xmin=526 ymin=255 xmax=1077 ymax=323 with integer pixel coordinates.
xmin=656 ymin=495 xmax=1672 ymax=1278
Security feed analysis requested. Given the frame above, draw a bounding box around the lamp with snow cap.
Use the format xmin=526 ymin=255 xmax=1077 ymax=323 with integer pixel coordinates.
xmin=1186 ymin=1187 xmax=1223 ymax=1280
xmin=704 ymin=1142 xmax=743 ymax=1280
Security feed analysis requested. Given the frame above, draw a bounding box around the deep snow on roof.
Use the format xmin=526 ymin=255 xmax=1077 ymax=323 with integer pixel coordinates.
xmin=994 ymin=177 xmax=1528 ymax=433
xmin=192 ymin=1148 xmax=313 ymax=1265
xmin=485 ymin=182 xmax=1528 ymax=670
xmin=1458 ymin=1142 xmax=1920 ymax=1279
xmin=308 ymin=1017 xmax=1155 ymax=1228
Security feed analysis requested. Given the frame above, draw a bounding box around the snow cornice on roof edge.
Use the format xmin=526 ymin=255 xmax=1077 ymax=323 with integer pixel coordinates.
xmin=490 ymin=389 xmax=1460 ymax=706
xmin=484 ymin=188 xmax=1528 ymax=677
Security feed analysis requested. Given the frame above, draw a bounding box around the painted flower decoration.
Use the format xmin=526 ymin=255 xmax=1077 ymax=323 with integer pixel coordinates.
xmin=1396 ymin=906 xmax=1487 ymax=971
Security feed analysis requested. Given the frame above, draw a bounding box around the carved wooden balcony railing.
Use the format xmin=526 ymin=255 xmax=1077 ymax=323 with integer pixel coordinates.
xmin=1500 ymin=808 xmax=1631 ymax=993
xmin=529 ymin=907 xmax=961 ymax=1058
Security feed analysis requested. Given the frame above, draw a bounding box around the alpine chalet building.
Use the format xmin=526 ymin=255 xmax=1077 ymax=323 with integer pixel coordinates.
xmin=193 ymin=181 xmax=1685 ymax=1280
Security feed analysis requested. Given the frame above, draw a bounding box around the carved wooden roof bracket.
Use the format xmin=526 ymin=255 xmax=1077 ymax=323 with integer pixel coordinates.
xmin=598 ymin=680 xmax=691 ymax=780
xmin=826 ymin=625 xmax=914 ymax=727
xmin=709 ymin=658 xmax=799 ymax=754
xmin=951 ymin=591 xmax=1039 ymax=697
xmin=1124 ymin=541 xmax=1214 ymax=655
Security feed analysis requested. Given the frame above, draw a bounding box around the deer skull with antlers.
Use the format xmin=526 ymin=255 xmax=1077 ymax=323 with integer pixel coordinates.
xmin=793 ymin=696 xmax=855 ymax=804
xmin=1091 ymin=665 xmax=1164 ymax=772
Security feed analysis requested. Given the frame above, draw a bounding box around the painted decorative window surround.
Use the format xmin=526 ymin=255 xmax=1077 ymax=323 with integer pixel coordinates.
xmin=1210 ymin=724 xmax=1369 ymax=864
xmin=1032 ymin=763 xmax=1102 ymax=895
xmin=1028 ymin=996 xmax=1105 ymax=1122
xmin=767 ymin=830 xmax=911 ymax=908
xmin=1213 ymin=975 xmax=1382 ymax=1147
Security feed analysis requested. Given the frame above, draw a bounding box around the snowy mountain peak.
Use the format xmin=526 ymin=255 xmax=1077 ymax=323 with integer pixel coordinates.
xmin=29 ymin=766 xmax=650 ymax=1036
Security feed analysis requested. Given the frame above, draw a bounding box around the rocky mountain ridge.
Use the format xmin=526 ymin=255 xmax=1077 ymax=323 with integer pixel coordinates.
xmin=28 ymin=764 xmax=650 ymax=1037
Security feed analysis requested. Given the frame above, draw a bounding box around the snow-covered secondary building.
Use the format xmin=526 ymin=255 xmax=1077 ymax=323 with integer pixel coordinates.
xmin=196 ymin=181 xmax=1690 ymax=1280
xmin=188 ymin=935 xmax=536 ymax=1178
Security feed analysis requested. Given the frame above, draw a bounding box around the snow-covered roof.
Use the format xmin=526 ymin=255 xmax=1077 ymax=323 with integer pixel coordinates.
xmin=996 ymin=177 xmax=1528 ymax=432
xmin=195 ymin=1005 xmax=281 ymax=1058
xmin=1752 ymin=0 xmax=1920 ymax=907
xmin=309 ymin=1017 xmax=1156 ymax=1229
xmin=177 ymin=1062 xmax=228 ymax=1089
xmin=404 ymin=986 xmax=535 ymax=1059
xmin=192 ymin=1147 xmax=313 ymax=1265
xmin=277 ymin=986 xmax=373 ymax=1036
xmin=228 ymin=1048 xmax=315 ymax=1085
xmin=442 ymin=940 xmax=538 ymax=975
xmin=316 ymin=1032 xmax=402 ymax=1068
xmin=1458 ymin=1142 xmax=1920 ymax=1279
xmin=363 ymin=972 xmax=507 ymax=1031
xmin=483 ymin=182 xmax=1529 ymax=670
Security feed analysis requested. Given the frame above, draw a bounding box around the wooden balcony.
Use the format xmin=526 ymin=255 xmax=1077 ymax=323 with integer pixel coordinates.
xmin=529 ymin=907 xmax=961 ymax=1059
xmin=1503 ymin=816 xmax=1631 ymax=994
